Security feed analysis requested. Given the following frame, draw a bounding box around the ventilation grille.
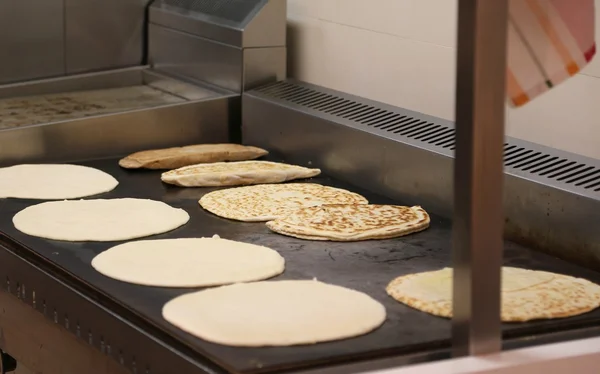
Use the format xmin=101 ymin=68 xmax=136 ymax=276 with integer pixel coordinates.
xmin=158 ymin=0 xmax=262 ymax=23
xmin=254 ymin=81 xmax=600 ymax=193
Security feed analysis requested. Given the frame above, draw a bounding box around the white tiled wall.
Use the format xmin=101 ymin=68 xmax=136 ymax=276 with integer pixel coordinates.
xmin=287 ymin=0 xmax=600 ymax=159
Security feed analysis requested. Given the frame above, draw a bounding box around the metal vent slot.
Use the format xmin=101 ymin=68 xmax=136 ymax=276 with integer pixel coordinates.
xmin=313 ymin=97 xmax=344 ymax=111
xmin=575 ymin=170 xmax=600 ymax=187
xmin=373 ymin=115 xmax=407 ymax=128
xmin=362 ymin=111 xmax=396 ymax=125
xmin=529 ymin=158 xmax=568 ymax=174
xmin=346 ymin=107 xmax=377 ymax=120
xmin=506 ymin=151 xmax=539 ymax=166
xmin=505 ymin=146 xmax=524 ymax=157
xmin=336 ymin=104 xmax=370 ymax=117
xmin=521 ymin=155 xmax=558 ymax=172
xmin=505 ymin=149 xmax=534 ymax=163
xmin=539 ymin=160 xmax=576 ymax=176
xmin=354 ymin=108 xmax=385 ymax=122
xmin=369 ymin=112 xmax=402 ymax=126
xmin=295 ymin=93 xmax=330 ymax=106
xmin=397 ymin=121 xmax=430 ymax=136
xmin=558 ymin=166 xmax=596 ymax=182
xmin=409 ymin=124 xmax=441 ymax=139
xmin=282 ymin=89 xmax=320 ymax=102
xmin=432 ymin=132 xmax=455 ymax=146
xmin=510 ymin=153 xmax=546 ymax=169
xmin=329 ymin=102 xmax=361 ymax=116
xmin=422 ymin=128 xmax=454 ymax=143
xmin=279 ymin=87 xmax=311 ymax=100
xmin=324 ymin=100 xmax=353 ymax=114
xmin=376 ymin=116 xmax=409 ymax=130
xmin=303 ymin=95 xmax=336 ymax=108
xmin=392 ymin=119 xmax=421 ymax=134
xmin=264 ymin=83 xmax=300 ymax=97
xmin=254 ymin=81 xmax=600 ymax=195
xmin=412 ymin=124 xmax=444 ymax=140
xmin=320 ymin=100 xmax=349 ymax=113
xmin=159 ymin=0 xmax=261 ymax=23
xmin=318 ymin=98 xmax=350 ymax=112
xmin=547 ymin=163 xmax=586 ymax=179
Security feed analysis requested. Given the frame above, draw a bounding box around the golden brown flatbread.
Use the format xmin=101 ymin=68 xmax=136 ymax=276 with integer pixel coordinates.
xmin=161 ymin=160 xmax=321 ymax=187
xmin=386 ymin=267 xmax=600 ymax=322
xmin=119 ymin=144 xmax=268 ymax=170
xmin=199 ymin=183 xmax=368 ymax=222
xmin=266 ymin=204 xmax=430 ymax=241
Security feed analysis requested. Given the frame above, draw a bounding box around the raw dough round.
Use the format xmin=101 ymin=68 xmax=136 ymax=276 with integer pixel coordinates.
xmin=13 ymin=198 xmax=189 ymax=242
xmin=0 ymin=164 xmax=118 ymax=199
xmin=92 ymin=236 xmax=285 ymax=287
xmin=162 ymin=280 xmax=386 ymax=347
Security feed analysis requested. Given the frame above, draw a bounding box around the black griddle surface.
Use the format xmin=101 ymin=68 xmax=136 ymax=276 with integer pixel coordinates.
xmin=2 ymin=158 xmax=600 ymax=374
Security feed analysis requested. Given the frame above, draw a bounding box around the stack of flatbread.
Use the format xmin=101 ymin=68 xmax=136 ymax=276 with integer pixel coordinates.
xmin=199 ymin=183 xmax=368 ymax=222
xmin=119 ymin=143 xmax=268 ymax=170
xmin=267 ymin=204 xmax=430 ymax=241
xmin=386 ymin=267 xmax=600 ymax=322
xmin=161 ymin=160 xmax=321 ymax=187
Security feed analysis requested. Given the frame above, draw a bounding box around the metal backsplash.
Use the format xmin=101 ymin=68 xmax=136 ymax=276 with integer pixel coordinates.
xmin=149 ymin=0 xmax=286 ymax=92
xmin=0 ymin=0 xmax=150 ymax=85
xmin=243 ymin=80 xmax=600 ymax=270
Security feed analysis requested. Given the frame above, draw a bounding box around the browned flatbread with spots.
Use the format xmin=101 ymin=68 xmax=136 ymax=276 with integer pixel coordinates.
xmin=266 ymin=204 xmax=430 ymax=241
xmin=161 ymin=161 xmax=321 ymax=187
xmin=386 ymin=267 xmax=600 ymax=322
xmin=119 ymin=144 xmax=268 ymax=170
xmin=199 ymin=183 xmax=368 ymax=222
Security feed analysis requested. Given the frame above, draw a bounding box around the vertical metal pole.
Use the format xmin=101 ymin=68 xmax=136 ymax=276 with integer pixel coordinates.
xmin=452 ymin=0 xmax=508 ymax=356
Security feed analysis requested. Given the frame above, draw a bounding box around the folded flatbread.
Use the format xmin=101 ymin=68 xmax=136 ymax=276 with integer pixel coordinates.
xmin=119 ymin=143 xmax=268 ymax=170
xmin=161 ymin=160 xmax=321 ymax=187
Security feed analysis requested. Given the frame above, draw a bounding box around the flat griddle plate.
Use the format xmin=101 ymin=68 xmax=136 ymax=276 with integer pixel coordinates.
xmin=1 ymin=158 xmax=600 ymax=374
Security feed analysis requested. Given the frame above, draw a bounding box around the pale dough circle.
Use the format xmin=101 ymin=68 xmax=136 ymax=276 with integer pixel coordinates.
xmin=0 ymin=164 xmax=118 ymax=199
xmin=162 ymin=280 xmax=386 ymax=347
xmin=13 ymin=198 xmax=190 ymax=242
xmin=92 ymin=237 xmax=285 ymax=287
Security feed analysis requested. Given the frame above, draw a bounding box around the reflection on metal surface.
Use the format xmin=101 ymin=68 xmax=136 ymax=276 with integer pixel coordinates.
xmin=148 ymin=0 xmax=287 ymax=92
xmin=0 ymin=86 xmax=182 ymax=130
xmin=452 ymin=0 xmax=508 ymax=356
xmin=242 ymin=80 xmax=600 ymax=271
xmin=0 ymin=0 xmax=65 ymax=84
xmin=149 ymin=25 xmax=243 ymax=92
xmin=0 ymin=0 xmax=151 ymax=84
xmin=64 ymin=0 xmax=150 ymax=75
xmin=149 ymin=0 xmax=286 ymax=47
xmin=0 ymin=67 xmax=237 ymax=165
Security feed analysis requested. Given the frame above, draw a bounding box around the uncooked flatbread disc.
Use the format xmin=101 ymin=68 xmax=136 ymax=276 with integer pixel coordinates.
xmin=162 ymin=280 xmax=386 ymax=347
xmin=91 ymin=236 xmax=285 ymax=287
xmin=13 ymin=198 xmax=190 ymax=242
xmin=161 ymin=160 xmax=321 ymax=187
xmin=386 ymin=267 xmax=600 ymax=322
xmin=0 ymin=164 xmax=118 ymax=199
xmin=267 ymin=204 xmax=430 ymax=241
xmin=199 ymin=183 xmax=368 ymax=222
